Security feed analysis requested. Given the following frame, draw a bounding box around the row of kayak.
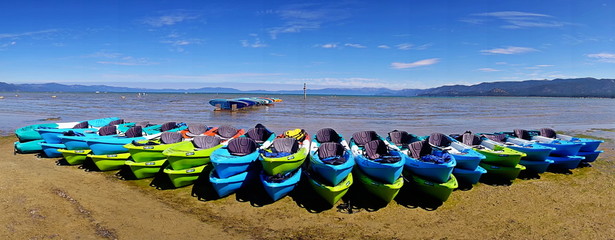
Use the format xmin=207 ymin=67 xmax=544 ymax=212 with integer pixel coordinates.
xmin=208 ymin=97 xmax=282 ymax=110
xmin=13 ymin=117 xmax=604 ymax=207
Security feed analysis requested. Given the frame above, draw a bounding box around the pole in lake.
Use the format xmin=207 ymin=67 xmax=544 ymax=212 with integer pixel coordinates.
xmin=303 ymin=83 xmax=307 ymax=100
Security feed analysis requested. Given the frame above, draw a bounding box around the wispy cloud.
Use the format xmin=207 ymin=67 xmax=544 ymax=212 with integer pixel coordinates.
xmin=378 ymin=45 xmax=391 ymax=49
xmin=391 ymin=58 xmax=439 ymax=69
xmin=289 ymin=77 xmax=390 ymax=88
xmin=396 ymin=43 xmax=432 ymax=50
xmin=317 ymin=43 xmax=338 ymax=48
xmin=477 ymin=68 xmax=501 ymax=72
xmin=481 ymin=46 xmax=537 ymax=55
xmin=525 ymin=64 xmax=554 ymax=69
xmin=266 ymin=3 xmax=352 ymax=39
xmin=160 ymin=32 xmax=202 ymax=52
xmin=466 ymin=11 xmax=569 ymax=29
xmin=0 ymin=41 xmax=16 ymax=50
xmin=103 ymin=73 xmax=286 ymax=81
xmin=587 ymin=52 xmax=615 ymax=63
xmin=241 ymin=34 xmax=267 ymax=48
xmin=141 ymin=10 xmax=201 ymax=27
xmin=344 ymin=43 xmax=366 ymax=48
xmin=89 ymin=51 xmax=157 ymax=66
xmin=0 ymin=29 xmax=58 ymax=39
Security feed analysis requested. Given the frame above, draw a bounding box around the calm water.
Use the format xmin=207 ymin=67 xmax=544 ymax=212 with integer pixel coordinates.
xmin=1 ymin=92 xmax=614 ymax=138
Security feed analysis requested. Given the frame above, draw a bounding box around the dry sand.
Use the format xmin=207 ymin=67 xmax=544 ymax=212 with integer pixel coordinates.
xmin=1 ymin=130 xmax=614 ymax=240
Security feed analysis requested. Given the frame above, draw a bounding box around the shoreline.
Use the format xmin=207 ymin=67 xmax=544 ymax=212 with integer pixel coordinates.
xmin=2 ymin=130 xmax=614 ymax=239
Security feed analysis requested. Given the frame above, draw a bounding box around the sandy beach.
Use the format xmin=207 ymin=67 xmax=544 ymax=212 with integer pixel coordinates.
xmin=1 ymin=129 xmax=614 ymax=239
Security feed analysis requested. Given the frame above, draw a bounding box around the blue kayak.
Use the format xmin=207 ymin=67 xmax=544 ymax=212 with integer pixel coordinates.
xmin=209 ymin=170 xmax=251 ymax=198
xmin=402 ymin=140 xmax=456 ymax=183
xmin=260 ymin=168 xmax=302 ymax=202
xmin=210 ymin=137 xmax=260 ymax=178
xmin=350 ymin=131 xmax=405 ymax=184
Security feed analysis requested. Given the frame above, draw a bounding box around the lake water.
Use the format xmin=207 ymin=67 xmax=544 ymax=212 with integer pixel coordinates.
xmin=1 ymin=92 xmax=614 ymax=138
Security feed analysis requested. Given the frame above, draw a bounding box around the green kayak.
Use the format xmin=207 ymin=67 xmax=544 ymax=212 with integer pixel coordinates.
xmin=260 ymin=137 xmax=310 ymax=176
xmin=124 ymin=159 xmax=167 ymax=179
xmin=57 ymin=149 xmax=91 ymax=165
xmin=307 ymin=172 xmax=353 ymax=206
xmin=474 ymin=144 xmax=526 ymax=167
xmin=479 ymin=162 xmax=526 ymax=180
xmin=355 ymin=168 xmax=403 ymax=203
xmin=124 ymin=133 xmax=185 ymax=162
xmin=162 ymin=137 xmax=223 ymax=170
xmin=89 ymin=153 xmax=131 ymax=171
xmin=163 ymin=164 xmax=207 ymax=188
xmin=410 ymin=174 xmax=458 ymax=202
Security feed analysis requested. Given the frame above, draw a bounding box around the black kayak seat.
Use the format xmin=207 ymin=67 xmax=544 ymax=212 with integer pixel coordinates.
xmin=364 ymin=139 xmax=388 ymax=160
xmin=192 ymin=135 xmax=221 ymax=149
xmin=429 ymin=133 xmax=451 ymax=147
xmin=73 ymin=121 xmax=89 ymax=129
xmin=540 ymin=128 xmax=557 ymax=138
xmin=316 ymin=128 xmax=340 ymax=143
xmin=484 ymin=134 xmax=507 ymax=143
xmin=245 ymin=127 xmax=272 ymax=143
xmin=227 ymin=137 xmax=257 ymax=156
xmin=352 ymin=131 xmax=378 ymax=147
xmin=98 ymin=125 xmax=117 ymax=136
xmin=388 ymin=130 xmax=411 ymax=146
xmin=217 ymin=125 xmax=238 ymax=139
xmin=513 ymin=129 xmax=531 ymax=140
xmin=187 ymin=123 xmax=208 ymax=136
xmin=161 ymin=132 xmax=183 ymax=144
xmin=125 ymin=126 xmax=143 ymax=138
xmin=272 ymin=137 xmax=299 ymax=153
xmin=161 ymin=122 xmax=177 ymax=132
xmin=107 ymin=119 xmax=124 ymax=126
xmin=318 ymin=142 xmax=344 ymax=159
xmin=461 ymin=132 xmax=481 ymax=146
xmin=408 ymin=140 xmax=431 ymax=159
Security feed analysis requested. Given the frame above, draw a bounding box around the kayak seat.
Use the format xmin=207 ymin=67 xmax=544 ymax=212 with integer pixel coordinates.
xmin=193 ymin=135 xmax=221 ymax=149
xmin=388 ymin=130 xmax=411 ymax=146
xmin=161 ymin=122 xmax=177 ymax=132
xmin=107 ymin=119 xmax=125 ymax=126
xmin=540 ymin=128 xmax=557 ymax=138
xmin=352 ymin=131 xmax=378 ymax=147
xmin=227 ymin=137 xmax=257 ymax=156
xmin=98 ymin=125 xmax=117 ymax=136
xmin=161 ymin=132 xmax=183 ymax=144
xmin=135 ymin=121 xmax=151 ymax=128
xmin=484 ymin=134 xmax=506 ymax=143
xmin=318 ymin=142 xmax=347 ymax=165
xmin=245 ymin=127 xmax=272 ymax=144
xmin=315 ymin=128 xmax=341 ymax=143
xmin=364 ymin=139 xmax=400 ymax=163
xmin=217 ymin=125 xmax=238 ymax=139
xmin=125 ymin=126 xmax=143 ymax=138
xmin=272 ymin=138 xmax=299 ymax=153
xmin=73 ymin=121 xmax=89 ymax=129
xmin=186 ymin=123 xmax=208 ymax=137
xmin=429 ymin=133 xmax=451 ymax=147
xmin=513 ymin=129 xmax=531 ymax=140
xmin=408 ymin=140 xmax=431 ymax=159
xmin=461 ymin=132 xmax=481 ymax=146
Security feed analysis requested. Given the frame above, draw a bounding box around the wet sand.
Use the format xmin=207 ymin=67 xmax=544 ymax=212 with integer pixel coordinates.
xmin=1 ymin=130 xmax=614 ymax=239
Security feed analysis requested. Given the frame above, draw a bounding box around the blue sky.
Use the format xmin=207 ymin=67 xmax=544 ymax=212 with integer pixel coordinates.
xmin=1 ymin=0 xmax=614 ymax=90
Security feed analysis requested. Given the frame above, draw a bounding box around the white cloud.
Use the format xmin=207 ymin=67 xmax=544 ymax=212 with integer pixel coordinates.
xmin=467 ymin=11 xmax=568 ymax=29
xmin=378 ymin=45 xmax=390 ymax=49
xmin=240 ymin=34 xmax=267 ymax=48
xmin=477 ymin=68 xmax=501 ymax=72
xmin=142 ymin=11 xmax=200 ymax=27
xmin=395 ymin=43 xmax=431 ymax=50
xmin=481 ymin=46 xmax=537 ymax=55
xmin=0 ymin=29 xmax=58 ymax=39
xmin=89 ymin=51 xmax=156 ymax=66
xmin=267 ymin=3 xmax=353 ymax=39
xmin=319 ymin=43 xmax=338 ymax=48
xmin=587 ymin=52 xmax=615 ymax=63
xmin=391 ymin=58 xmax=439 ymax=69
xmin=396 ymin=43 xmax=413 ymax=50
xmin=344 ymin=43 xmax=366 ymax=48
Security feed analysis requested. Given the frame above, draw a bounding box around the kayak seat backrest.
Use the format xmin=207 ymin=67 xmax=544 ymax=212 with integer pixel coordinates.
xmin=217 ymin=125 xmax=238 ymax=139
xmin=540 ymin=128 xmax=557 ymax=138
xmin=136 ymin=121 xmax=151 ymax=128
xmin=388 ymin=130 xmax=410 ymax=146
xmin=73 ymin=121 xmax=89 ymax=129
xmin=513 ymin=129 xmax=531 ymax=140
xmin=193 ymin=135 xmax=221 ymax=149
xmin=98 ymin=125 xmax=117 ymax=136
xmin=429 ymin=133 xmax=451 ymax=147
xmin=484 ymin=134 xmax=507 ymax=143
xmin=316 ymin=128 xmax=340 ymax=143
xmin=107 ymin=119 xmax=124 ymax=126
xmin=364 ymin=139 xmax=388 ymax=160
xmin=227 ymin=137 xmax=257 ymax=156
xmin=352 ymin=131 xmax=378 ymax=147
xmin=462 ymin=132 xmax=481 ymax=146
xmin=161 ymin=122 xmax=177 ymax=132
xmin=318 ymin=142 xmax=344 ymax=159
xmin=245 ymin=127 xmax=272 ymax=143
xmin=188 ymin=123 xmax=208 ymax=135
xmin=125 ymin=126 xmax=143 ymax=138
xmin=161 ymin=132 xmax=183 ymax=144
xmin=273 ymin=137 xmax=299 ymax=153
xmin=408 ymin=140 xmax=431 ymax=159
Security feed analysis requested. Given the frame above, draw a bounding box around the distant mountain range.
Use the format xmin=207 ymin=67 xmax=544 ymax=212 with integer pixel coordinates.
xmin=1 ymin=78 xmax=614 ymax=98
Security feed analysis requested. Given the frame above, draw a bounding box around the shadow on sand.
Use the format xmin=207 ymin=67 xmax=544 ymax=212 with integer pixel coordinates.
xmin=517 ymin=170 xmax=542 ymax=180
xmin=478 ymin=174 xmax=514 ymax=186
xmin=78 ymin=158 xmax=101 ymax=172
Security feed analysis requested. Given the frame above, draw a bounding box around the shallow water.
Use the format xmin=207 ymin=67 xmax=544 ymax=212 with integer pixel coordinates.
xmin=1 ymin=92 xmax=614 ymax=138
